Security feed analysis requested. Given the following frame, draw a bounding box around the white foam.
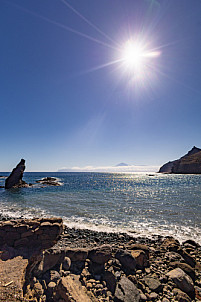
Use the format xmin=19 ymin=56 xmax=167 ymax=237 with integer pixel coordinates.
xmin=62 ymin=216 xmax=201 ymax=244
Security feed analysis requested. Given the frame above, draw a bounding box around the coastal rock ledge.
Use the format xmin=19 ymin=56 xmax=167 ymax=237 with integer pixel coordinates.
xmin=159 ymin=146 xmax=201 ymax=174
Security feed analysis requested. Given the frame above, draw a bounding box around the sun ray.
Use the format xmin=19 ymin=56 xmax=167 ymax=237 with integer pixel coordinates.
xmin=60 ymin=0 xmax=120 ymax=47
xmin=4 ymin=0 xmax=118 ymax=50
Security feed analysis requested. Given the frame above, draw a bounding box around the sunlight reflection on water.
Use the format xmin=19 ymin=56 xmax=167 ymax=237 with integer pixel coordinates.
xmin=0 ymin=172 xmax=200 ymax=242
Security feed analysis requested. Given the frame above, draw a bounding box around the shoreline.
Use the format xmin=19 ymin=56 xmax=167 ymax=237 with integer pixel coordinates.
xmin=0 ymin=213 xmax=200 ymax=246
xmin=0 ymin=216 xmax=201 ymax=301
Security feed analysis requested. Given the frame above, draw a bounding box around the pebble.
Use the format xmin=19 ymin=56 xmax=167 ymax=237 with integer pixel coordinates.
xmin=2 ymin=219 xmax=200 ymax=302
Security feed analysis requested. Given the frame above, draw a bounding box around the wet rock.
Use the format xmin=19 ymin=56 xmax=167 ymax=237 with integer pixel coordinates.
xmin=166 ymin=268 xmax=194 ymax=294
xmin=131 ymin=250 xmax=148 ymax=269
xmin=115 ymin=276 xmax=140 ymax=302
xmin=143 ymin=277 xmax=162 ymax=293
xmin=36 ymin=177 xmax=61 ymax=186
xmin=116 ymin=249 xmax=136 ymax=271
xmin=88 ymin=245 xmax=112 ymax=264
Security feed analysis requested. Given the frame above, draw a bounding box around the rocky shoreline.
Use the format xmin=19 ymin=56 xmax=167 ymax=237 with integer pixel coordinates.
xmin=0 ymin=216 xmax=201 ymax=302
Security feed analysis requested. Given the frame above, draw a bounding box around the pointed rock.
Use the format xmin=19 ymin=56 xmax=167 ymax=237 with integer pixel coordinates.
xmin=5 ymin=159 xmax=28 ymax=189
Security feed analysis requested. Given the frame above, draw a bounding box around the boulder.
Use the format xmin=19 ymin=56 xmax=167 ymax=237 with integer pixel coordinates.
xmin=131 ymin=250 xmax=148 ymax=269
xmin=182 ymin=239 xmax=200 ymax=248
xmin=170 ymin=262 xmax=195 ymax=281
xmin=143 ymin=277 xmax=162 ymax=293
xmin=116 ymin=249 xmax=136 ymax=271
xmin=166 ymin=268 xmax=194 ymax=294
xmin=161 ymin=237 xmax=180 ymax=250
xmin=165 ymin=251 xmax=185 ymax=263
xmin=5 ymin=159 xmax=28 ymax=189
xmin=55 ymin=275 xmax=97 ymax=302
xmin=173 ymin=288 xmax=191 ymax=302
xmin=130 ymin=244 xmax=149 ymax=258
xmin=88 ymin=245 xmax=112 ymax=264
xmin=65 ymin=248 xmax=88 ymax=262
xmin=33 ymin=249 xmax=65 ymax=277
xmin=103 ymin=271 xmax=117 ymax=294
xmin=114 ymin=276 xmax=140 ymax=302
xmin=174 ymin=248 xmax=196 ymax=268
xmin=88 ymin=261 xmax=105 ymax=275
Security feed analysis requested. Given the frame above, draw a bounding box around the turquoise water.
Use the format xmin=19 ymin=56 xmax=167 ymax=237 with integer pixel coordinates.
xmin=0 ymin=172 xmax=201 ymax=242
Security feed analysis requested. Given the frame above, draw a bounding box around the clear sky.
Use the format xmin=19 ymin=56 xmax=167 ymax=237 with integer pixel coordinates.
xmin=1 ymin=0 xmax=201 ymax=172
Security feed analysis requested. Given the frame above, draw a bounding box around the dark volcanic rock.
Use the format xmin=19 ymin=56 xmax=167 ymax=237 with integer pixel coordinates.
xmin=170 ymin=262 xmax=195 ymax=281
xmin=115 ymin=276 xmax=140 ymax=302
xmin=36 ymin=177 xmax=61 ymax=186
xmin=88 ymin=245 xmax=112 ymax=264
xmin=166 ymin=268 xmax=194 ymax=295
xmin=159 ymin=146 xmax=201 ymax=174
xmin=143 ymin=277 xmax=162 ymax=293
xmin=159 ymin=160 xmax=177 ymax=173
xmin=5 ymin=159 xmax=28 ymax=189
xmin=116 ymin=249 xmax=136 ymax=271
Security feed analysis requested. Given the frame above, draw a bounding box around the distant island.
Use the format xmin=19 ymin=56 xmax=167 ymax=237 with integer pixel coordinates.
xmin=159 ymin=146 xmax=201 ymax=174
xmin=115 ymin=163 xmax=130 ymax=167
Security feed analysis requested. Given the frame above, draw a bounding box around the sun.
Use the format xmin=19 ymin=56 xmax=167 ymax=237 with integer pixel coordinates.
xmin=122 ymin=40 xmax=145 ymax=71
xmin=120 ymin=39 xmax=161 ymax=78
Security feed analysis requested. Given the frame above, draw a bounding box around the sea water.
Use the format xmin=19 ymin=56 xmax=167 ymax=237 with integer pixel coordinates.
xmin=0 ymin=172 xmax=200 ymax=243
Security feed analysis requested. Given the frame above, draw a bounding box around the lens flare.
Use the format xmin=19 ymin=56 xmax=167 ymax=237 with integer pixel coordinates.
xmin=120 ymin=39 xmax=161 ymax=78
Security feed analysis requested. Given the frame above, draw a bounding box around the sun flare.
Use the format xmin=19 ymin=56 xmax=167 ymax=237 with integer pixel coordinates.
xmin=120 ymin=39 xmax=161 ymax=78
xmin=122 ymin=40 xmax=144 ymax=70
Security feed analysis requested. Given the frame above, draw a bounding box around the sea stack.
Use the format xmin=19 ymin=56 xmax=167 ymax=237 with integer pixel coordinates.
xmin=159 ymin=146 xmax=201 ymax=174
xmin=5 ymin=159 xmax=28 ymax=189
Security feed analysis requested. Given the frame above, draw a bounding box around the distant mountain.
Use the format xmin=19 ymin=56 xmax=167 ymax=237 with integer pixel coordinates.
xmin=115 ymin=163 xmax=130 ymax=167
xmin=159 ymin=146 xmax=201 ymax=174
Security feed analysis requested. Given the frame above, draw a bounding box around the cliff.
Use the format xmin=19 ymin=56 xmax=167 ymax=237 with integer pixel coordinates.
xmin=159 ymin=146 xmax=201 ymax=174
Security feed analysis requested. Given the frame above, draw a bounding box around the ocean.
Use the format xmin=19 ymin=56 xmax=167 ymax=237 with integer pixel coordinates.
xmin=0 ymin=172 xmax=200 ymax=243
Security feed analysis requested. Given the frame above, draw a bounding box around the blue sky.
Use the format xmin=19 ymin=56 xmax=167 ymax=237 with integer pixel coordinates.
xmin=1 ymin=0 xmax=201 ymax=171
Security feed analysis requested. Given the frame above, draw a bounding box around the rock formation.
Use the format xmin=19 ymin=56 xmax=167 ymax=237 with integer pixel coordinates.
xmin=5 ymin=159 xmax=29 ymax=189
xmin=36 ymin=177 xmax=61 ymax=186
xmin=159 ymin=146 xmax=201 ymax=174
